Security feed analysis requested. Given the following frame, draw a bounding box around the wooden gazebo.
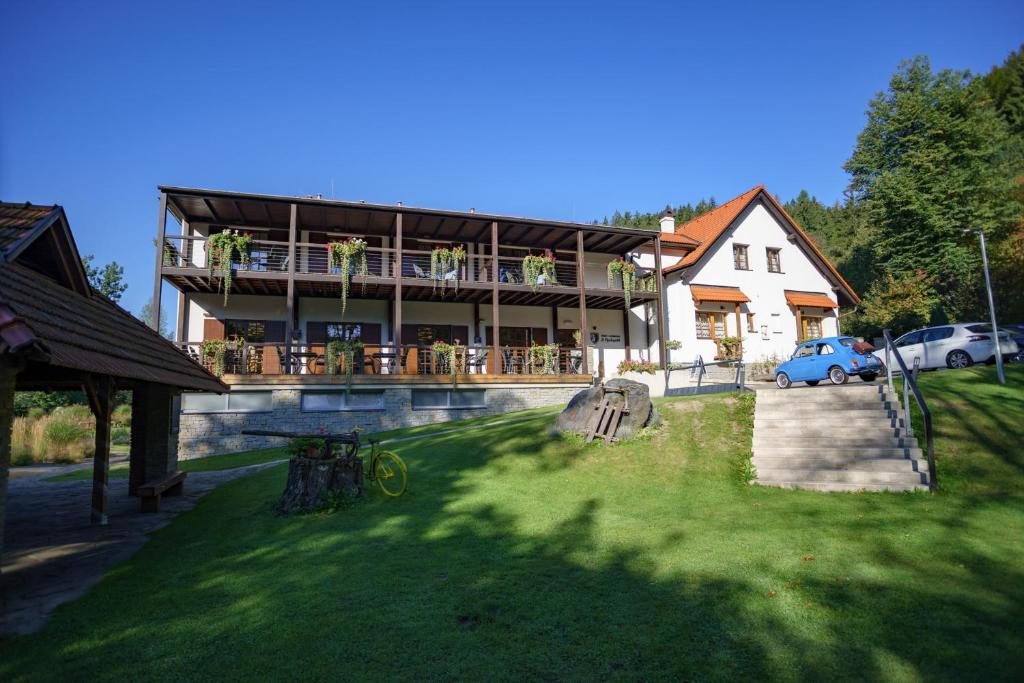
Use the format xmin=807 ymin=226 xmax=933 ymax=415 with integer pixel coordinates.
xmin=0 ymin=202 xmax=225 ymax=574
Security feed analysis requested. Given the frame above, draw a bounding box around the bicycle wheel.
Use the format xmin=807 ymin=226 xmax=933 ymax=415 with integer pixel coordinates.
xmin=372 ymin=451 xmax=408 ymax=497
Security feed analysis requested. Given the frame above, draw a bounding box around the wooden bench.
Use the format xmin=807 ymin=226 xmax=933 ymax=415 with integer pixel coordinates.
xmin=138 ymin=471 xmax=187 ymax=512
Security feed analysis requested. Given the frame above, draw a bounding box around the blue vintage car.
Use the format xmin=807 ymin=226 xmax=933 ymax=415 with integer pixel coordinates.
xmin=774 ymin=336 xmax=884 ymax=389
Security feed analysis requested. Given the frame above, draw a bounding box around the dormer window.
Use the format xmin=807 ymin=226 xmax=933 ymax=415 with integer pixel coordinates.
xmin=733 ymin=244 xmax=749 ymax=270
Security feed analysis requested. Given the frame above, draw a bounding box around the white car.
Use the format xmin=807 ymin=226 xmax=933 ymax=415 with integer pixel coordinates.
xmin=877 ymin=323 xmax=1019 ymax=370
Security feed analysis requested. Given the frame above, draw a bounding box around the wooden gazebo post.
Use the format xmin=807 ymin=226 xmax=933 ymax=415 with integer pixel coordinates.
xmin=85 ymin=375 xmax=114 ymax=525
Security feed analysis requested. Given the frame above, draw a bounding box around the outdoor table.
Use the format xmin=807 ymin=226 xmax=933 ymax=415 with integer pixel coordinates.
xmin=291 ymin=351 xmax=319 ymax=375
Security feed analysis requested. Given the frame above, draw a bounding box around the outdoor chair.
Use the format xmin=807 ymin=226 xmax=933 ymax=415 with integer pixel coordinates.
xmin=399 ymin=347 xmax=411 ymax=373
xmin=501 ymin=347 xmax=521 ymax=374
xmin=412 ymin=264 xmax=428 ymax=279
xmin=468 ymin=349 xmax=489 ymax=373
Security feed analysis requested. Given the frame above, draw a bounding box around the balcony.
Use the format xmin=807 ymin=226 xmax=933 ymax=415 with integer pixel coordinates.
xmin=160 ymin=233 xmax=654 ymax=309
xmin=177 ymin=341 xmax=589 ymax=384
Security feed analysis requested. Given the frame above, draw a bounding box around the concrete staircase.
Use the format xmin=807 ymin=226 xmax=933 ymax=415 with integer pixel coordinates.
xmin=752 ymin=383 xmax=930 ymax=492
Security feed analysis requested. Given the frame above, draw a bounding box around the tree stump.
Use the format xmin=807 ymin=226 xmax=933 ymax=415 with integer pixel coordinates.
xmin=277 ymin=455 xmax=363 ymax=514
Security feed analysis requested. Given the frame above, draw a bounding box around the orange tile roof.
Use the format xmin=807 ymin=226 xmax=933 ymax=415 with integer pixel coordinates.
xmin=663 ymin=185 xmax=860 ymax=305
xmin=691 ymin=284 xmax=751 ymax=304
xmin=659 ymin=231 xmax=699 ymax=247
xmin=784 ymin=290 xmax=838 ymax=309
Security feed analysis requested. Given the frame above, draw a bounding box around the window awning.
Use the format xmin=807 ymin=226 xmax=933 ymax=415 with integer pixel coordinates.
xmin=785 ymin=290 xmax=838 ymax=309
xmin=690 ymin=285 xmax=751 ymax=304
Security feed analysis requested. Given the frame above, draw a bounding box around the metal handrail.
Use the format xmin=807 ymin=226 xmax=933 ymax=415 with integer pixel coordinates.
xmin=883 ymin=329 xmax=936 ymax=491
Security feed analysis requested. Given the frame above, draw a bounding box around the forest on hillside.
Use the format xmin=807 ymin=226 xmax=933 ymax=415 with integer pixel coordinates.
xmin=602 ymin=47 xmax=1024 ymax=337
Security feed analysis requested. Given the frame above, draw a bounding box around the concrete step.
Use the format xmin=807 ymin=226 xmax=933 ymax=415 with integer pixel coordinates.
xmin=752 ymin=446 xmax=923 ymax=459
xmin=754 ymin=480 xmax=929 ymax=492
xmin=754 ymin=409 xmax=896 ymax=421
xmin=755 ymin=468 xmax=928 ymax=486
xmin=753 ymin=417 xmax=900 ymax=429
xmin=752 ymin=455 xmax=927 ymax=472
xmin=752 ymin=426 xmax=902 ymax=438
xmin=752 ymin=437 xmax=910 ymax=449
xmin=756 ymin=393 xmax=886 ymax=405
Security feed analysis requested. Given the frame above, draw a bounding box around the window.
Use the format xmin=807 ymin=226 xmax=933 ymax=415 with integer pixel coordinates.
xmin=326 ymin=323 xmax=363 ymax=341
xmin=695 ymin=312 xmax=726 ymax=340
xmin=896 ymin=331 xmax=923 ymax=347
xmin=766 ymin=248 xmax=781 ymax=273
xmin=733 ymin=244 xmax=749 ymax=270
xmin=225 ymin=319 xmax=266 ymax=343
xmin=301 ymin=391 xmax=385 ymax=412
xmin=412 ymin=389 xmax=486 ymax=410
xmin=838 ymin=337 xmax=857 ymax=347
xmin=794 ymin=345 xmax=815 ymax=358
xmin=182 ymin=391 xmax=273 ymax=413
xmin=816 ymin=343 xmax=835 ymax=355
xmin=923 ymin=327 xmax=954 ymax=342
xmin=801 ymin=316 xmax=823 ymax=340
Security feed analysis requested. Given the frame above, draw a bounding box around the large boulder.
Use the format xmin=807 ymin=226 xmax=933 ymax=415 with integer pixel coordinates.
xmin=556 ymin=378 xmax=657 ymax=441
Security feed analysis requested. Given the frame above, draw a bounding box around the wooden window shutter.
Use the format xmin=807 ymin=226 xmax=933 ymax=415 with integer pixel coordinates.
xmin=306 ymin=322 xmax=327 ymax=344
xmin=264 ymin=321 xmax=287 ymax=343
xmin=531 ymin=327 xmax=548 ymax=345
xmin=203 ymin=318 xmax=225 ymax=340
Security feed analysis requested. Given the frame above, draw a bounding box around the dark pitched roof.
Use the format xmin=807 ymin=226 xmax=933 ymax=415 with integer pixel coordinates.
xmin=0 ymin=202 xmax=61 ymax=255
xmin=0 ymin=261 xmax=226 ymax=392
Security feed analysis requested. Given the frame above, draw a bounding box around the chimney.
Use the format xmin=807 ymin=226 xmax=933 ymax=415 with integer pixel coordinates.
xmin=469 ymin=207 xmax=475 ymax=214
xmin=659 ymin=206 xmax=675 ymax=234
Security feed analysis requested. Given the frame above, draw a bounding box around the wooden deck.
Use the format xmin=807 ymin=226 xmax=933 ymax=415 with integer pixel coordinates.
xmin=223 ymin=373 xmax=593 ymax=386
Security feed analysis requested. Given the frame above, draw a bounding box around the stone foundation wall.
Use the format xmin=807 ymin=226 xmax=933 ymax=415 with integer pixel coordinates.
xmin=178 ymin=385 xmax=584 ymax=458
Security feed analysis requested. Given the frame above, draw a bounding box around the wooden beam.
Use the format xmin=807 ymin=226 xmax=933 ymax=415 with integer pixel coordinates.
xmin=233 ymin=200 xmax=247 ymax=224
xmin=202 ymin=197 xmax=222 ymax=222
xmin=653 ymin=235 xmax=668 ymax=370
xmin=85 ymin=375 xmax=114 ymax=525
xmin=263 ymin=203 xmax=275 ymax=229
xmin=395 ymin=213 xmax=404 ymax=371
xmin=577 ymin=230 xmax=589 ymax=375
xmin=285 ymin=204 xmax=297 ymax=373
xmin=151 ymin=192 xmax=168 ymax=332
xmin=491 ymin=221 xmax=500 ymax=374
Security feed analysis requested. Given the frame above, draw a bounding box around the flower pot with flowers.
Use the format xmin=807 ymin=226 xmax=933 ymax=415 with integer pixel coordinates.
xmin=522 ymin=251 xmax=558 ymax=291
xmin=429 ymin=245 xmax=467 ymax=294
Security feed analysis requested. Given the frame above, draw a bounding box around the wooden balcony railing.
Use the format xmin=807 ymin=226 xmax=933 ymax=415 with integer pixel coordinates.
xmin=178 ymin=342 xmax=587 ymax=377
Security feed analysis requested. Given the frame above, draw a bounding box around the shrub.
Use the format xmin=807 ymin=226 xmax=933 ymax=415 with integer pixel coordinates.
xmin=44 ymin=419 xmax=91 ymax=462
xmin=112 ymin=404 xmax=132 ymax=428
xmin=112 ymin=426 xmax=131 ymax=445
xmin=52 ymin=404 xmax=93 ymax=427
xmin=617 ymin=359 xmax=658 ymax=375
xmin=27 ymin=407 xmax=46 ymax=420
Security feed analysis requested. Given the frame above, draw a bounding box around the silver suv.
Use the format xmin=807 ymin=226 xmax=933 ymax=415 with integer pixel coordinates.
xmin=879 ymin=323 xmax=1019 ymax=370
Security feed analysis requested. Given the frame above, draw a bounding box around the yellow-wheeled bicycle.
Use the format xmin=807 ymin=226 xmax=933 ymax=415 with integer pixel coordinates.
xmin=345 ymin=434 xmax=408 ymax=497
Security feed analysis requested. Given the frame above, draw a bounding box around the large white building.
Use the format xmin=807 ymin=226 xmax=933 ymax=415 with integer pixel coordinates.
xmin=154 ymin=184 xmax=857 ymax=454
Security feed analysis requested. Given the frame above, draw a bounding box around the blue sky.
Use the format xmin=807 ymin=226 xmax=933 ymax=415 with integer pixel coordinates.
xmin=2 ymin=0 xmax=1021 ymax=315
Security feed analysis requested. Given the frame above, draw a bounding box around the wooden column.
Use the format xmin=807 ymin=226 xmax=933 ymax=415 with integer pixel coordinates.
xmin=285 ymin=204 xmax=297 ymax=374
xmin=129 ymin=383 xmax=179 ymax=496
xmin=653 ymin=235 xmax=668 ymax=370
xmin=491 ymin=221 xmax=501 ymax=373
xmin=394 ymin=213 xmax=403 ymax=371
xmin=474 ymin=301 xmax=482 ymax=344
xmin=85 ymin=375 xmax=114 ymax=525
xmin=734 ymin=304 xmax=742 ymax=336
xmin=175 ymin=218 xmax=190 ymax=342
xmin=795 ymin=308 xmax=804 ymax=343
xmin=0 ymin=359 xmax=21 ymax=576
xmin=151 ymin=192 xmax=168 ymax=332
xmin=576 ymin=230 xmax=589 ymax=375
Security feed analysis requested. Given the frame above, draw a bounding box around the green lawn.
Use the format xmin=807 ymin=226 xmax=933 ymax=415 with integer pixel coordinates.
xmin=2 ymin=371 xmax=1022 ymax=681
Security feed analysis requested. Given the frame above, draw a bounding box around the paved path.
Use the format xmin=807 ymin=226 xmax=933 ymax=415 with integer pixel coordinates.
xmin=1 ymin=461 xmax=282 ymax=636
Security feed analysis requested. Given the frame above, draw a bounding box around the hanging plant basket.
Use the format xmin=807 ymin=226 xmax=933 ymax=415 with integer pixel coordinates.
xmin=529 ymin=342 xmax=559 ymax=374
xmin=432 ymin=340 xmax=464 ymax=385
xmin=522 ymin=252 xmax=557 ymax=292
xmin=607 ymin=258 xmax=638 ymax=309
xmin=200 ymin=339 xmax=228 ymax=377
xmin=326 ymin=338 xmax=364 ymax=393
xmin=430 ymin=245 xmax=467 ymax=294
xmin=207 ymin=230 xmax=253 ymax=306
xmin=327 ymin=238 xmax=368 ymax=315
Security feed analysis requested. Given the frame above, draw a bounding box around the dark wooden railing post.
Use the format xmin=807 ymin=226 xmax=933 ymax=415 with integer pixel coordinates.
xmin=285 ymin=204 xmax=297 ymax=374
xmin=653 ymin=235 xmax=668 ymax=370
xmin=395 ymin=213 xmax=403 ymax=372
xmin=576 ymin=230 xmax=589 ymax=375
xmin=491 ymin=221 xmax=501 ymax=374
